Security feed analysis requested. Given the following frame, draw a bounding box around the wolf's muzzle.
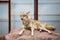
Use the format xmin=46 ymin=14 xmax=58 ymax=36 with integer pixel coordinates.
xmin=21 ymin=18 xmax=23 ymax=20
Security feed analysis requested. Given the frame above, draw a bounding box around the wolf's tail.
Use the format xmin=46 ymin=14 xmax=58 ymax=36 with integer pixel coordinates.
xmin=45 ymin=25 xmax=56 ymax=31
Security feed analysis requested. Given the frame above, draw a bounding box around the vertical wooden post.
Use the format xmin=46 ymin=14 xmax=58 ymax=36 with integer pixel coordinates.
xmin=8 ymin=0 xmax=11 ymax=33
xmin=0 ymin=0 xmax=11 ymax=33
xmin=34 ymin=0 xmax=38 ymax=20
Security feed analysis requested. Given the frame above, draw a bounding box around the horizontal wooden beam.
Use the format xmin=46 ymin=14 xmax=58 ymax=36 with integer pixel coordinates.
xmin=11 ymin=2 xmax=60 ymax=5
xmin=38 ymin=14 xmax=60 ymax=16
xmin=11 ymin=20 xmax=60 ymax=22
xmin=0 ymin=0 xmax=9 ymax=1
xmin=11 ymin=14 xmax=60 ymax=16
xmin=0 ymin=1 xmax=9 ymax=3
xmin=11 ymin=3 xmax=33 ymax=5
xmin=0 ymin=19 xmax=60 ymax=22
xmin=0 ymin=19 xmax=8 ymax=22
xmin=38 ymin=2 xmax=60 ymax=4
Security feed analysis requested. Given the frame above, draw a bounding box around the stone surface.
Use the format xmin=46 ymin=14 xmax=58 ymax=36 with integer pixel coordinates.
xmin=6 ymin=29 xmax=60 ymax=40
xmin=0 ymin=35 xmax=6 ymax=40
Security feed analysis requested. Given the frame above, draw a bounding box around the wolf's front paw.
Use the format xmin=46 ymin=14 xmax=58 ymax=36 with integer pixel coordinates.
xmin=39 ymin=29 xmax=42 ymax=32
xmin=31 ymin=33 xmax=34 ymax=36
xmin=18 ymin=29 xmax=25 ymax=36
xmin=31 ymin=30 xmax=34 ymax=36
xmin=48 ymin=31 xmax=52 ymax=34
xmin=18 ymin=32 xmax=23 ymax=36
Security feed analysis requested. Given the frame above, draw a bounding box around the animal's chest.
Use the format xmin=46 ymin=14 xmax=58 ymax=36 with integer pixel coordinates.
xmin=22 ymin=20 xmax=30 ymax=26
xmin=22 ymin=20 xmax=31 ymax=30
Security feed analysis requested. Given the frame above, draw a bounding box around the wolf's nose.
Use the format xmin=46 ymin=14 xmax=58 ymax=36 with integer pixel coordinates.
xmin=21 ymin=18 xmax=23 ymax=20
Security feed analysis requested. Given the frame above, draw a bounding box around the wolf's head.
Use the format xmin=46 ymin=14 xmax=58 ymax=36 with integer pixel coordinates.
xmin=20 ymin=11 xmax=30 ymax=20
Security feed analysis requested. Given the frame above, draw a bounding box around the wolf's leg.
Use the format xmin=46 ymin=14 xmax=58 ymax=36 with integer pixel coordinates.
xmin=39 ymin=26 xmax=51 ymax=33
xmin=39 ymin=29 xmax=42 ymax=32
xmin=31 ymin=28 xmax=34 ymax=36
xmin=43 ymin=28 xmax=51 ymax=33
xmin=29 ymin=21 xmax=34 ymax=36
xmin=39 ymin=27 xmax=42 ymax=32
xmin=19 ymin=28 xmax=25 ymax=36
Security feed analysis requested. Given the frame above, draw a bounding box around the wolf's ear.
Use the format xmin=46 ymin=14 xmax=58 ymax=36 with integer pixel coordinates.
xmin=26 ymin=11 xmax=30 ymax=15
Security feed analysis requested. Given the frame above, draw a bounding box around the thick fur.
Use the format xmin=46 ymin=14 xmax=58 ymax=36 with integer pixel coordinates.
xmin=19 ymin=11 xmax=56 ymax=36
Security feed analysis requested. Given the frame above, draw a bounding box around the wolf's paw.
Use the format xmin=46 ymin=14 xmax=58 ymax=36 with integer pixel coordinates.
xmin=48 ymin=31 xmax=52 ymax=34
xmin=39 ymin=30 xmax=42 ymax=32
xmin=31 ymin=33 xmax=34 ymax=36
xmin=18 ymin=30 xmax=24 ymax=36
xmin=31 ymin=34 xmax=34 ymax=36
xmin=18 ymin=32 xmax=23 ymax=36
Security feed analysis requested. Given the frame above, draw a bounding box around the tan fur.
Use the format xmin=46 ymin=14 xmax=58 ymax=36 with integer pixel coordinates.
xmin=19 ymin=11 xmax=56 ymax=36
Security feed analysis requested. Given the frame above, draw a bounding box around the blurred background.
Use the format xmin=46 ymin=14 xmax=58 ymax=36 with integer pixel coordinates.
xmin=0 ymin=0 xmax=60 ymax=35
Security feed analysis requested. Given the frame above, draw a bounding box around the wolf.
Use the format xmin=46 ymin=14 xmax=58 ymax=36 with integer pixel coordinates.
xmin=19 ymin=11 xmax=56 ymax=36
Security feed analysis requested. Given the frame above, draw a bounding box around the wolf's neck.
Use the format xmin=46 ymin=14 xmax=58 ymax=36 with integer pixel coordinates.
xmin=22 ymin=19 xmax=30 ymax=25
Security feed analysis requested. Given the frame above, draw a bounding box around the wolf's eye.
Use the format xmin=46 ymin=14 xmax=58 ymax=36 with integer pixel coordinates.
xmin=20 ymin=15 xmax=22 ymax=17
xmin=26 ymin=16 xmax=28 ymax=18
